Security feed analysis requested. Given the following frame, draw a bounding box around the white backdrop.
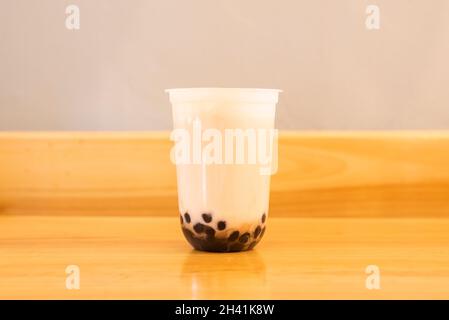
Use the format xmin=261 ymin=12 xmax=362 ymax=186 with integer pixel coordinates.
xmin=1 ymin=0 xmax=449 ymax=130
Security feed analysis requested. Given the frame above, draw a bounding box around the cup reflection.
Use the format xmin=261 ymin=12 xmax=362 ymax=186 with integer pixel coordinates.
xmin=181 ymin=250 xmax=268 ymax=299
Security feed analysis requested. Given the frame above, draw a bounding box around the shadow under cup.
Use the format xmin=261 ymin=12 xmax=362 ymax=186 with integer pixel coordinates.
xmin=167 ymin=88 xmax=281 ymax=252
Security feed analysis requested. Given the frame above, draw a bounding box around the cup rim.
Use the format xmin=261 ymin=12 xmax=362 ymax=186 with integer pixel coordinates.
xmin=165 ymin=87 xmax=282 ymax=93
xmin=165 ymin=88 xmax=282 ymax=103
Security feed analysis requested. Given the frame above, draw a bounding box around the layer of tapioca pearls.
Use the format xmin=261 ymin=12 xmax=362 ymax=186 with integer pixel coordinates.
xmin=180 ymin=211 xmax=267 ymax=252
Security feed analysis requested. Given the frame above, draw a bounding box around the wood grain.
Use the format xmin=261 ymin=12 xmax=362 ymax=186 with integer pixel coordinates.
xmin=0 ymin=216 xmax=448 ymax=299
xmin=1 ymin=131 xmax=449 ymax=217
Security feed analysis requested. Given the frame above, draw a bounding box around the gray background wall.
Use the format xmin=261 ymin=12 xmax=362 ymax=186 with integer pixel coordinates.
xmin=1 ymin=0 xmax=448 ymax=130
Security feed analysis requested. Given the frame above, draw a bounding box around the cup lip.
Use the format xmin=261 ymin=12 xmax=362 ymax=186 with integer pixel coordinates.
xmin=165 ymin=87 xmax=282 ymax=93
xmin=165 ymin=88 xmax=282 ymax=104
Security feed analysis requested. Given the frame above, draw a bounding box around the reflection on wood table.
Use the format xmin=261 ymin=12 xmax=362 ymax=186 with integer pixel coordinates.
xmin=1 ymin=216 xmax=448 ymax=299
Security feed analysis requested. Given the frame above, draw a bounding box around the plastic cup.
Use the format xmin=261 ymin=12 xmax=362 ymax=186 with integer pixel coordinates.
xmin=166 ymin=88 xmax=281 ymax=252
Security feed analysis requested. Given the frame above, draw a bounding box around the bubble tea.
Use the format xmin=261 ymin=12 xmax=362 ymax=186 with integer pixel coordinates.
xmin=167 ymin=88 xmax=280 ymax=252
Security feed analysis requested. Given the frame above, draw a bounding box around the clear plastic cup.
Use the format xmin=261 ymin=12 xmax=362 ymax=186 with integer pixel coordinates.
xmin=166 ymin=88 xmax=281 ymax=252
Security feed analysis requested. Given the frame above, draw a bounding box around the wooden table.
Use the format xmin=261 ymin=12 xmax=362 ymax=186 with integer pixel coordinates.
xmin=1 ymin=216 xmax=448 ymax=299
xmin=1 ymin=132 xmax=449 ymax=299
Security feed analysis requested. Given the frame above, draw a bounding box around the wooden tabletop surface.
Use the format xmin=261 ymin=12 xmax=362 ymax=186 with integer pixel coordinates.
xmin=1 ymin=132 xmax=449 ymax=299
xmin=1 ymin=215 xmax=448 ymax=299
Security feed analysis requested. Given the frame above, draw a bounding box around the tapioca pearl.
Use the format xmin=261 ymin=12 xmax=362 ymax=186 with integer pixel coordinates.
xmin=260 ymin=226 xmax=266 ymax=238
xmin=184 ymin=212 xmax=191 ymax=223
xmin=204 ymin=226 xmax=216 ymax=239
xmin=202 ymin=213 xmax=212 ymax=223
xmin=247 ymin=241 xmax=258 ymax=250
xmin=182 ymin=228 xmax=203 ymax=250
xmin=182 ymin=227 xmax=194 ymax=240
xmin=239 ymin=232 xmax=250 ymax=244
xmin=217 ymin=221 xmax=226 ymax=231
xmin=229 ymin=242 xmax=244 ymax=252
xmin=228 ymin=231 xmax=240 ymax=242
xmin=209 ymin=241 xmax=228 ymax=252
xmin=193 ymin=223 xmax=205 ymax=234
xmin=261 ymin=213 xmax=266 ymax=223
xmin=254 ymin=226 xmax=261 ymax=238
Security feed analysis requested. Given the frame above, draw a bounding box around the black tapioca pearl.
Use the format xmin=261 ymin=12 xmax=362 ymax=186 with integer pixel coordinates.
xmin=239 ymin=232 xmax=250 ymax=244
xmin=202 ymin=213 xmax=213 ymax=223
xmin=229 ymin=242 xmax=244 ymax=252
xmin=248 ymin=241 xmax=258 ymax=250
xmin=215 ymin=242 xmax=229 ymax=252
xmin=193 ymin=223 xmax=205 ymax=233
xmin=261 ymin=213 xmax=266 ymax=223
xmin=254 ymin=226 xmax=261 ymax=238
xmin=184 ymin=212 xmax=191 ymax=223
xmin=182 ymin=228 xmax=203 ymax=250
xmin=180 ymin=215 xmax=184 ymax=224
xmin=228 ymin=231 xmax=240 ymax=242
xmin=217 ymin=221 xmax=226 ymax=231
xmin=204 ymin=240 xmax=227 ymax=252
xmin=192 ymin=239 xmax=204 ymax=251
xmin=204 ymin=226 xmax=216 ymax=239
xmin=182 ymin=227 xmax=194 ymax=240
xmin=213 ymin=241 xmax=228 ymax=252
